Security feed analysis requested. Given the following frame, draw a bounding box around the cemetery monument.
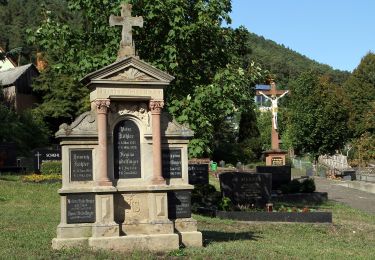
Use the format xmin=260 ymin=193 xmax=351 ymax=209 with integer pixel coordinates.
xmin=257 ymin=80 xmax=289 ymax=166
xmin=52 ymin=3 xmax=202 ymax=251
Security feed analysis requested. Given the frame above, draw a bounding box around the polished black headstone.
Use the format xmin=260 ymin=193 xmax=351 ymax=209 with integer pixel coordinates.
xmin=219 ymin=172 xmax=271 ymax=207
xmin=33 ymin=148 xmax=61 ymax=172
xmin=114 ymin=120 xmax=141 ymax=179
xmin=162 ymin=149 xmax=182 ymax=178
xmin=256 ymin=165 xmax=291 ymax=190
xmin=66 ymin=194 xmax=95 ymax=224
xmin=168 ymin=191 xmax=191 ymax=219
xmin=188 ymin=164 xmax=209 ymax=185
xmin=70 ymin=150 xmax=93 ymax=181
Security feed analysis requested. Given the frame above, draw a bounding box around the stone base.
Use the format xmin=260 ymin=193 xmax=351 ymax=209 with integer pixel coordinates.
xmin=52 ymin=237 xmax=89 ymax=250
xmin=264 ymin=149 xmax=287 ymax=166
xmin=174 ymin=218 xmax=202 ymax=247
xmin=122 ymin=220 xmax=174 ymax=235
xmin=89 ymin=234 xmax=179 ymax=252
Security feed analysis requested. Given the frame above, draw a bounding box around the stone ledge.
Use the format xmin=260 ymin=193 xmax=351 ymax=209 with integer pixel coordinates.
xmin=88 ymin=234 xmax=179 ymax=252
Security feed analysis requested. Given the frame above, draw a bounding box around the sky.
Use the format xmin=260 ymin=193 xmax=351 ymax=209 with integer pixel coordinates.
xmin=229 ymin=0 xmax=375 ymax=72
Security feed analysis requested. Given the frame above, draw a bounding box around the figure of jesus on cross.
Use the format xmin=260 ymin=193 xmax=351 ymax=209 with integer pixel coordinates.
xmin=258 ymin=81 xmax=289 ymax=130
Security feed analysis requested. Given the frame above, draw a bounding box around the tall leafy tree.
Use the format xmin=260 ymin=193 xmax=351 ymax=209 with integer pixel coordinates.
xmin=285 ymin=72 xmax=350 ymax=159
xmin=343 ymin=52 xmax=375 ymax=138
xmin=28 ymin=0 xmax=265 ymax=156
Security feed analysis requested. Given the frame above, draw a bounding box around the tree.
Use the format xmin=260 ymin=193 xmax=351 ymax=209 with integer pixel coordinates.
xmin=28 ymin=0 xmax=265 ymax=156
xmin=285 ymin=72 xmax=350 ymax=159
xmin=343 ymin=52 xmax=375 ymax=138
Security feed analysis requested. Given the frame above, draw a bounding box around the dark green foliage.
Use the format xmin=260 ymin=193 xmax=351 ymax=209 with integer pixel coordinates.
xmin=191 ymin=184 xmax=221 ymax=211
xmin=280 ymin=178 xmax=316 ymax=194
xmin=0 ymin=105 xmax=49 ymax=155
xmin=343 ymin=52 xmax=375 ymax=138
xmin=40 ymin=161 xmax=62 ymax=175
xmin=285 ymin=72 xmax=350 ymax=158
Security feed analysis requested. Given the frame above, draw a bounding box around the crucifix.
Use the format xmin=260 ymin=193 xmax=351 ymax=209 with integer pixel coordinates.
xmin=109 ymin=3 xmax=143 ymax=58
xmin=257 ymin=80 xmax=289 ymax=150
xmin=35 ymin=151 xmax=42 ymax=170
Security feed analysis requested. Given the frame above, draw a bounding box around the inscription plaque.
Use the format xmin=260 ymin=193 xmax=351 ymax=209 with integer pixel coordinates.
xmin=66 ymin=194 xmax=95 ymax=224
xmin=168 ymin=191 xmax=191 ymax=219
xmin=114 ymin=120 xmax=141 ymax=179
xmin=70 ymin=150 xmax=93 ymax=181
xmin=188 ymin=164 xmax=209 ymax=185
xmin=219 ymin=172 xmax=271 ymax=207
xmin=162 ymin=149 xmax=182 ymax=178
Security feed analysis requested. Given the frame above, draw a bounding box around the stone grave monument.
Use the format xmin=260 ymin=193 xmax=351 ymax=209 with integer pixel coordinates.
xmin=219 ymin=172 xmax=272 ymax=207
xmin=52 ymin=3 xmax=202 ymax=252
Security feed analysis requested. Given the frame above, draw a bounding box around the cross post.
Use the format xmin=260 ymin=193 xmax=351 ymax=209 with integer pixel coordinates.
xmin=109 ymin=3 xmax=143 ymax=59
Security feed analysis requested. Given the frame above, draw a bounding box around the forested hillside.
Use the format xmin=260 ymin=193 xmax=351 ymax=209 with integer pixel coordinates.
xmin=246 ymin=32 xmax=350 ymax=86
xmin=0 ymin=0 xmax=349 ymax=85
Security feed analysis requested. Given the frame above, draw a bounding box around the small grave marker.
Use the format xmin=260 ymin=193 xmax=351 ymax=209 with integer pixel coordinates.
xmin=33 ymin=148 xmax=61 ymax=172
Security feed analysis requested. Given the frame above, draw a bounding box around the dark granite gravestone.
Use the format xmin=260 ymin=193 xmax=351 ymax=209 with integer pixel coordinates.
xmin=219 ymin=172 xmax=271 ymax=207
xmin=66 ymin=193 xmax=95 ymax=224
xmin=0 ymin=143 xmax=17 ymax=168
xmin=70 ymin=150 xmax=93 ymax=181
xmin=114 ymin=120 xmax=141 ymax=179
xmin=162 ymin=149 xmax=182 ymax=178
xmin=167 ymin=191 xmax=191 ymax=219
xmin=188 ymin=164 xmax=209 ymax=185
xmin=256 ymin=165 xmax=291 ymax=190
xmin=33 ymin=148 xmax=61 ymax=172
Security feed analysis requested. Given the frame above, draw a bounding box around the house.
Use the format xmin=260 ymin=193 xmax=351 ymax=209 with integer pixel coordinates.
xmin=0 ymin=63 xmax=39 ymax=113
xmin=0 ymin=47 xmax=17 ymax=71
xmin=255 ymin=84 xmax=271 ymax=111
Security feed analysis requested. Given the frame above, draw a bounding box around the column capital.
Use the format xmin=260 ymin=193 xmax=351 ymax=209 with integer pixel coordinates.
xmin=149 ymin=100 xmax=164 ymax=114
xmin=95 ymin=99 xmax=111 ymax=114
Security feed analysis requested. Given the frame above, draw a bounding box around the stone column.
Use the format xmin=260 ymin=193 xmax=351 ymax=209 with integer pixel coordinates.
xmin=149 ymin=100 xmax=165 ymax=184
xmin=95 ymin=99 xmax=112 ymax=186
xmin=271 ymin=123 xmax=279 ymax=150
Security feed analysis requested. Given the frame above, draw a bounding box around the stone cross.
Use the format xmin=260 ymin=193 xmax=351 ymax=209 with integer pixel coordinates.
xmin=109 ymin=3 xmax=143 ymax=58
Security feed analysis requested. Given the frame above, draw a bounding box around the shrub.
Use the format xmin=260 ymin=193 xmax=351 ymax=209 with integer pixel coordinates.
xmin=191 ymin=184 xmax=221 ymax=211
xmin=281 ymin=178 xmax=316 ymax=194
xmin=22 ymin=174 xmax=61 ymax=183
xmin=40 ymin=161 xmax=62 ymax=175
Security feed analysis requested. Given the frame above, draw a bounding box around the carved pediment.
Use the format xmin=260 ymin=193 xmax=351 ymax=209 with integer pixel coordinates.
xmin=105 ymin=67 xmax=157 ymax=82
xmin=56 ymin=111 xmax=97 ymax=138
xmin=81 ymin=56 xmax=174 ymax=87
xmin=161 ymin=112 xmax=194 ymax=138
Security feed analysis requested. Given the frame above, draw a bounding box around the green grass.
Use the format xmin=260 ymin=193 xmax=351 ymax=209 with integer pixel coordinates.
xmin=1 ymin=177 xmax=375 ymax=259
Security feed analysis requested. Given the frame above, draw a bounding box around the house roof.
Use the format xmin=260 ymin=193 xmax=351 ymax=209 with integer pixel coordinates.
xmin=0 ymin=64 xmax=38 ymax=86
xmin=0 ymin=47 xmax=17 ymax=71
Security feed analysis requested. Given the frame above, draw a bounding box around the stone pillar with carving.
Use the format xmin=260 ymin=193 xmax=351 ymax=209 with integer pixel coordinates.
xmin=95 ymin=99 xmax=112 ymax=186
xmin=149 ymin=99 xmax=165 ymax=184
